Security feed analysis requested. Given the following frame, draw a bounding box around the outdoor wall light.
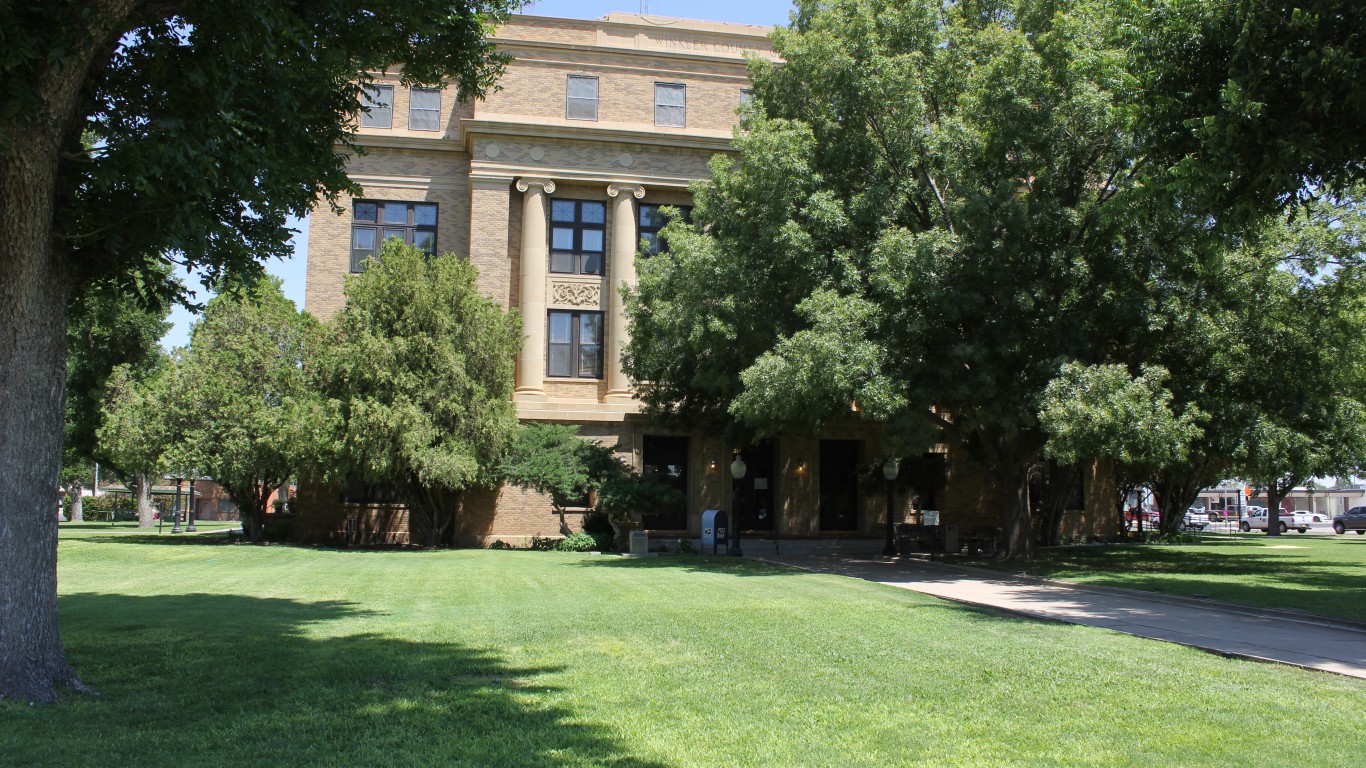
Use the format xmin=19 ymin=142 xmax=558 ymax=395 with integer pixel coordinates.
xmin=795 ymin=459 xmax=808 ymax=474
xmin=708 ymin=458 xmax=718 ymax=471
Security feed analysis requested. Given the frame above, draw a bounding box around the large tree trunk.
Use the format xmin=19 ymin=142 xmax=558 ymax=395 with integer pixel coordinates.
xmin=1150 ymin=469 xmax=1208 ymax=534
xmin=69 ymin=486 xmax=84 ymax=523
xmin=226 ymin=480 xmax=275 ymax=544
xmin=1001 ymin=466 xmax=1033 ymax=559
xmin=134 ymin=473 xmax=156 ymax=527
xmin=0 ymin=128 xmax=82 ymax=704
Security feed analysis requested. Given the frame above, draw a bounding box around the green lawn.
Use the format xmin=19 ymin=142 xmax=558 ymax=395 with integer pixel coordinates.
xmin=965 ymin=534 xmax=1366 ymax=623
xmin=57 ymin=520 xmax=241 ymax=538
xmin=3 ymin=535 xmax=1363 ymax=767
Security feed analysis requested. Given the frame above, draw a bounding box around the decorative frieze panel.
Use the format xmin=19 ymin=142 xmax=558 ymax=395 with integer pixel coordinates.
xmin=551 ymin=281 xmax=602 ymax=307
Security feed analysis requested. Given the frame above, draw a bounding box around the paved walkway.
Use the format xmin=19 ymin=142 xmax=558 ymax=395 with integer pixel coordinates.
xmin=763 ymin=555 xmax=1366 ymax=680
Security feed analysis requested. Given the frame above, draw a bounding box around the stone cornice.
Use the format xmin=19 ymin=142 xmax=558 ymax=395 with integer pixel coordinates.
xmin=461 ymin=116 xmax=734 ymax=154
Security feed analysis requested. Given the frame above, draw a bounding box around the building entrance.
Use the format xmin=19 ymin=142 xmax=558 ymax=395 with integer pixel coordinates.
xmin=738 ymin=440 xmax=776 ymax=533
xmin=820 ymin=440 xmax=861 ymax=531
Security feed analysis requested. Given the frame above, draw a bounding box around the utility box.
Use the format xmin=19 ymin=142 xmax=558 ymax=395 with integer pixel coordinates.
xmin=701 ymin=509 xmax=728 ymax=555
xmin=629 ymin=530 xmax=650 ymax=556
xmin=943 ymin=523 xmax=960 ymax=554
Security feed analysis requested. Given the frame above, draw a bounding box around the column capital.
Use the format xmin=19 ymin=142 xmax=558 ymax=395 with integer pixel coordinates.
xmin=516 ymin=177 xmax=555 ymax=194
xmin=606 ymin=183 xmax=646 ymax=200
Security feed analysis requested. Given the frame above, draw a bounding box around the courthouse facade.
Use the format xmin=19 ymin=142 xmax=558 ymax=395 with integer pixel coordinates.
xmin=300 ymin=13 xmax=1099 ymax=547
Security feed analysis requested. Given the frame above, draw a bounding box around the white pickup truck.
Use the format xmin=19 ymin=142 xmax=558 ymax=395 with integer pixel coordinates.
xmin=1239 ymin=506 xmax=1310 ymax=533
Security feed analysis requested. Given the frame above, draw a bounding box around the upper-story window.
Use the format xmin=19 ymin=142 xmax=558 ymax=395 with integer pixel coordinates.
xmin=740 ymin=88 xmax=754 ymax=107
xmin=360 ymin=84 xmax=393 ymax=128
xmin=351 ymin=200 xmax=438 ymax=272
xmin=638 ymin=204 xmax=692 ymax=256
xmin=566 ymin=75 xmax=599 ymax=121
xmin=547 ymin=310 xmax=603 ymax=379
xmin=655 ymin=83 xmax=686 ymax=127
xmin=409 ymin=88 xmax=441 ymax=131
xmin=550 ymin=200 xmax=606 ymax=275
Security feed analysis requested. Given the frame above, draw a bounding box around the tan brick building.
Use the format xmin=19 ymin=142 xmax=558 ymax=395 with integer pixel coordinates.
xmin=300 ymin=13 xmax=1106 ymax=550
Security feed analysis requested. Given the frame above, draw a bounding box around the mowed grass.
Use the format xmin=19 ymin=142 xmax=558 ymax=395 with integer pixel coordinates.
xmin=2 ymin=536 xmax=1363 ymax=767
xmin=57 ymin=520 xmax=241 ymax=538
xmin=966 ymin=534 xmax=1366 ymax=623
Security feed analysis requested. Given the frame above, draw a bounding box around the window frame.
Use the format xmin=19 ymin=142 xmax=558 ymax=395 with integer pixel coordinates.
xmin=654 ymin=82 xmax=686 ymax=128
xmin=546 ymin=309 xmax=604 ymax=380
xmin=408 ymin=87 xmax=441 ymax=131
xmin=637 ymin=203 xmax=692 ymax=257
xmin=360 ymin=84 xmax=394 ymax=129
xmin=565 ymin=75 xmax=599 ymax=121
xmin=549 ymin=199 xmax=607 ymax=275
xmin=351 ymin=200 xmax=438 ymax=272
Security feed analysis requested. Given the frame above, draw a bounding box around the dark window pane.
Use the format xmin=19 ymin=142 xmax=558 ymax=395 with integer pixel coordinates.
xmin=581 ymin=202 xmax=605 ymax=224
xmin=355 ymin=202 xmax=378 ymax=222
xmin=639 ymin=205 xmax=660 ymax=228
xmin=548 ymin=312 xmax=572 ymax=344
xmin=550 ymin=251 xmax=574 ymax=273
xmin=413 ymin=204 xmax=437 ymax=226
xmin=641 ymin=233 xmax=658 ymax=255
xmin=580 ymin=313 xmax=601 ymax=344
xmin=551 ymin=227 xmax=574 ymax=250
xmin=382 ymin=203 xmax=407 ymax=224
xmin=577 ymin=345 xmax=601 ymax=378
xmin=580 ymin=229 xmax=603 ymax=252
xmin=580 ymin=252 xmax=602 ymax=275
xmin=352 ymin=228 xmax=376 ymax=251
xmin=361 ymin=85 xmax=393 ymax=128
xmin=548 ymin=345 xmax=572 ymax=377
xmin=413 ymin=231 xmax=435 ymax=253
xmin=552 ymin=200 xmax=577 ymax=222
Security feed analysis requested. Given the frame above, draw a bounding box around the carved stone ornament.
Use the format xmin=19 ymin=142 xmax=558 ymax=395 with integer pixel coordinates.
xmin=551 ymin=282 xmax=602 ymax=307
xmin=516 ymin=177 xmax=556 ymax=194
xmin=606 ymin=183 xmax=646 ymax=199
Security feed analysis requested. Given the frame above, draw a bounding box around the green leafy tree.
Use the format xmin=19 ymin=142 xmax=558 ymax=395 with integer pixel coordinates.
xmin=0 ymin=0 xmax=517 ymax=703
xmin=1136 ymin=1 xmax=1366 ymax=219
xmin=628 ymin=0 xmax=1187 ymax=558
xmin=1040 ymin=363 xmax=1204 ymax=533
xmin=325 ymin=241 xmax=521 ymax=548
xmin=97 ymin=359 xmax=174 ymax=528
xmin=167 ymin=278 xmax=327 ymax=542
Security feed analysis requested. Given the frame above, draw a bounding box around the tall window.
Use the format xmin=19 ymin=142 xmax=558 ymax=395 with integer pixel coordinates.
xmin=566 ymin=75 xmax=598 ymax=121
xmin=654 ymin=82 xmax=686 ymax=127
xmin=409 ymin=88 xmax=441 ymax=131
xmin=360 ymin=84 xmax=393 ymax=128
xmin=351 ymin=200 xmax=438 ymax=272
xmin=638 ymin=204 xmax=691 ymax=256
xmin=739 ymin=88 xmax=754 ymax=107
xmin=547 ymin=310 xmax=602 ymax=379
xmin=641 ymin=436 xmax=689 ymax=530
xmin=550 ymin=199 xmax=606 ymax=275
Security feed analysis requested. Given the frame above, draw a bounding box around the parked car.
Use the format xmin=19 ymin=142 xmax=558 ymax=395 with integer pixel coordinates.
xmin=1123 ymin=507 xmax=1161 ymax=528
xmin=1182 ymin=508 xmax=1208 ymax=531
xmin=1240 ymin=507 xmax=1309 ymax=534
xmin=1332 ymin=506 xmax=1366 ymax=535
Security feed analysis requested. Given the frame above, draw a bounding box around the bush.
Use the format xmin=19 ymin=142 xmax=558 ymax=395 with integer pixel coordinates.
xmin=529 ymin=536 xmax=560 ymax=551
xmin=262 ymin=514 xmax=295 ymax=543
xmin=581 ymin=509 xmax=613 ymax=534
xmin=488 ymin=540 xmax=513 ymax=550
xmin=555 ymin=532 xmax=602 ymax=552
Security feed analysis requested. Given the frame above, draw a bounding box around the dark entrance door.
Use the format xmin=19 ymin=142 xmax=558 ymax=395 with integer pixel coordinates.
xmin=641 ymin=435 xmax=688 ymax=530
xmin=739 ymin=440 xmax=775 ymax=533
xmin=819 ymin=440 xmax=861 ymax=531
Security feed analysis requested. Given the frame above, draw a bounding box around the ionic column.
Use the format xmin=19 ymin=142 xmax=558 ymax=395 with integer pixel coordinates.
xmin=515 ymin=177 xmax=555 ymax=400
xmin=606 ymin=182 xmax=646 ymax=401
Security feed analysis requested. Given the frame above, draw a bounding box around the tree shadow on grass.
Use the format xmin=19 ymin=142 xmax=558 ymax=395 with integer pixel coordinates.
xmin=570 ymin=553 xmax=804 ymax=578
xmin=1 ymin=593 xmax=670 ymax=768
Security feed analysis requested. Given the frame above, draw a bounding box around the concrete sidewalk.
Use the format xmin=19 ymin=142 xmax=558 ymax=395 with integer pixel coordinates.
xmin=763 ymin=555 xmax=1366 ymax=680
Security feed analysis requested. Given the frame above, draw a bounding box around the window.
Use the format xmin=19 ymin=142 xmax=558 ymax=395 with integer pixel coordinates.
xmin=566 ymin=75 xmax=598 ymax=121
xmin=351 ymin=200 xmax=438 ymax=272
xmin=740 ymin=88 xmax=754 ymax=107
xmin=547 ymin=310 xmax=602 ymax=379
xmin=641 ymin=436 xmax=689 ymax=530
xmin=638 ymin=204 xmax=692 ymax=256
xmin=360 ymin=84 xmax=393 ymax=128
xmin=409 ymin=88 xmax=441 ymax=131
xmin=654 ymin=82 xmax=685 ymax=127
xmin=549 ymin=199 xmax=606 ymax=275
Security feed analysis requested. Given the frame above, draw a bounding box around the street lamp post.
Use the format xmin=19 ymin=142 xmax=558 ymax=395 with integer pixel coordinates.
xmin=170 ymin=475 xmax=184 ymax=534
xmin=729 ymin=454 xmax=747 ymax=557
xmin=186 ymin=476 xmax=197 ymax=532
xmin=882 ymin=457 xmax=899 ymax=557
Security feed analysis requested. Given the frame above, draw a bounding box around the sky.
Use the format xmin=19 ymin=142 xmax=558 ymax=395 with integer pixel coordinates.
xmin=158 ymin=0 xmax=798 ymax=350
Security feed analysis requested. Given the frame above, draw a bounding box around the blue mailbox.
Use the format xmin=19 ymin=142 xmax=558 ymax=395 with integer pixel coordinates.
xmin=701 ymin=509 xmax=728 ymax=555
